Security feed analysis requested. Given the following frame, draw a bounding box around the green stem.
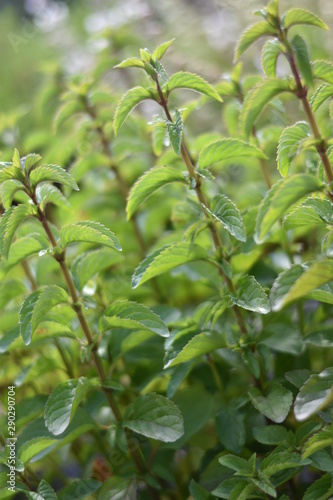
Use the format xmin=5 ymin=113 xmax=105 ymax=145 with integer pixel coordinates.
xmin=281 ymin=33 xmax=333 ymax=185
xmin=155 ymin=79 xmax=248 ymax=335
xmin=30 ymin=197 xmax=160 ymax=498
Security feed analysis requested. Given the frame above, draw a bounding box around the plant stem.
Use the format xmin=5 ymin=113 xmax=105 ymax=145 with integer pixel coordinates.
xmin=155 ymin=79 xmax=248 ymax=335
xmin=30 ymin=198 xmax=160 ymax=497
xmin=280 ymin=33 xmax=333 ymax=185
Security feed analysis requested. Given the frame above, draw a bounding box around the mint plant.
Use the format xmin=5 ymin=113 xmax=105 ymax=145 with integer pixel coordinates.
xmin=1 ymin=1 xmax=333 ymax=499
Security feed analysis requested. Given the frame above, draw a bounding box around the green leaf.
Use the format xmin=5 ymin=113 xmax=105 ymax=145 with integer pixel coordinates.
xmin=36 ymin=183 xmax=71 ymax=211
xmin=204 ymin=194 xmax=246 ymax=242
xmin=283 ymin=205 xmax=324 ymax=230
xmin=262 ymin=39 xmax=284 ymax=78
xmin=198 ymin=138 xmax=266 ymax=170
xmin=19 ymin=285 xmax=69 ymax=345
xmin=164 ymin=72 xmax=222 ymax=101
xmin=132 ymin=243 xmax=208 ymax=288
xmin=113 ymin=86 xmax=156 ymax=135
xmin=36 ymin=480 xmax=58 ymax=500
xmin=271 ymin=259 xmax=333 ymax=310
xmin=0 ymin=233 xmax=48 ymax=275
xmin=100 ymin=300 xmax=169 ymax=337
xmin=23 ymin=153 xmax=42 ymax=173
xmin=310 ymin=83 xmax=333 ymax=112
xmin=165 ymin=109 xmax=183 ymax=154
xmin=253 ymin=425 xmax=288 ymax=445
xmin=29 ymin=164 xmax=79 ymax=191
xmin=303 ymin=474 xmax=333 ymax=500
xmin=282 ymin=8 xmax=328 ymax=30
xmin=71 ymin=248 xmax=124 ymax=290
xmin=97 ymin=477 xmax=136 ymax=500
xmin=58 ymin=480 xmax=101 ymax=500
xmin=255 ymin=174 xmax=323 ymax=242
xmin=189 ymin=480 xmax=213 ymax=500
xmin=231 ymin=275 xmax=270 ymax=314
xmin=114 ymin=57 xmax=145 ymax=69
xmin=0 ymin=204 xmax=38 ymax=258
xmin=127 ymin=166 xmax=185 ymax=219
xmin=259 ymin=451 xmax=307 ymax=477
xmin=0 ymin=165 xmax=25 ymax=184
xmin=0 ymin=279 xmax=26 ymax=310
xmin=219 ymin=454 xmax=253 ymax=475
xmin=1 ymin=179 xmax=25 ymax=209
xmin=294 ymin=368 xmax=333 ymax=421
xmin=152 ymin=39 xmax=175 ymax=60
xmin=303 ymin=426 xmax=333 ymax=459
xmin=123 ymin=393 xmax=184 ymax=442
xmin=305 ymin=328 xmax=333 ymax=348
xmin=53 ymin=100 xmax=85 ymax=132
xmin=249 ymin=384 xmax=293 ymax=423
xmin=213 ymin=478 xmax=252 ymax=499
xmin=216 ymin=407 xmax=245 ymax=454
xmin=235 ymin=21 xmax=277 ymax=60
xmin=312 ymin=60 xmax=333 ymax=85
xmin=277 ymin=121 xmax=310 ymax=177
xmin=241 ymin=79 xmax=292 ymax=137
xmin=60 ymin=221 xmax=121 ymax=251
xmin=165 ymin=330 xmax=226 ymax=368
xmin=291 ymin=35 xmax=313 ymax=87
xmin=45 ymin=378 xmax=97 ymax=435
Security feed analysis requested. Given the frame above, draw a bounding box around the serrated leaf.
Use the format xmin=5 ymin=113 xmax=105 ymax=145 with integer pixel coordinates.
xmin=241 ymin=78 xmax=291 ymax=137
xmin=262 ymin=39 xmax=284 ymax=78
xmin=277 ymin=122 xmax=310 ymax=177
xmin=17 ymin=409 xmax=95 ymax=464
xmin=127 ymin=166 xmax=185 ymax=219
xmin=231 ymin=275 xmax=270 ymax=314
xmin=123 ymin=393 xmax=184 ymax=442
xmin=97 ymin=477 xmax=136 ymax=500
xmin=29 ymin=164 xmax=79 ymax=191
xmin=0 ymin=204 xmax=38 ymax=258
xmin=36 ymin=183 xmax=71 ymax=211
xmin=0 ymin=233 xmax=48 ymax=275
xmin=282 ymin=8 xmax=328 ymax=30
xmin=60 ymin=221 xmax=121 ymax=251
xmin=294 ymin=368 xmax=333 ymax=421
xmin=199 ymin=138 xmax=266 ymax=170
xmin=113 ymin=86 xmax=156 ymax=135
xmin=213 ymin=478 xmax=251 ymax=499
xmin=132 ymin=243 xmax=208 ymax=288
xmin=303 ymin=474 xmax=333 ymax=500
xmin=283 ymin=205 xmax=323 ymax=229
xmin=58 ymin=479 xmax=101 ymax=500
xmin=1 ymin=179 xmax=25 ymax=209
xmin=255 ymin=174 xmax=323 ymax=242
xmin=219 ymin=455 xmax=253 ymax=475
xmin=303 ymin=426 xmax=333 ymax=459
xmin=0 ymin=164 xmax=25 ymax=183
xmin=71 ymin=247 xmax=123 ymax=289
xmin=259 ymin=451 xmax=306 ymax=477
xmin=291 ymin=35 xmax=313 ymax=87
xmin=165 ymin=330 xmax=226 ymax=368
xmin=19 ymin=286 xmax=69 ymax=345
xmin=253 ymin=425 xmax=288 ymax=445
xmin=164 ymin=71 xmax=222 ymax=101
xmin=312 ymin=60 xmax=333 ymax=85
xmin=310 ymin=83 xmax=333 ymax=112
xmin=114 ymin=57 xmax=144 ymax=69
xmin=152 ymin=39 xmax=175 ymax=60
xmin=204 ymin=194 xmax=246 ymax=242
xmin=100 ymin=300 xmax=169 ymax=337
xmin=271 ymin=259 xmax=333 ymax=310
xmin=216 ymin=407 xmax=245 ymax=453
xmin=23 ymin=153 xmax=42 ymax=173
xmin=0 ymin=278 xmax=26 ymax=310
xmin=53 ymin=100 xmax=84 ymax=132
xmin=249 ymin=384 xmax=293 ymax=423
xmin=45 ymin=378 xmax=97 ymax=435
xmin=37 ymin=480 xmax=58 ymax=500
xmin=165 ymin=109 xmax=183 ymax=154
xmin=235 ymin=21 xmax=277 ymax=60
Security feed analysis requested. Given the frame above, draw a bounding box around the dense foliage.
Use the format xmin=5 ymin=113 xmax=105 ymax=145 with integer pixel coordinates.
xmin=1 ymin=0 xmax=333 ymax=498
